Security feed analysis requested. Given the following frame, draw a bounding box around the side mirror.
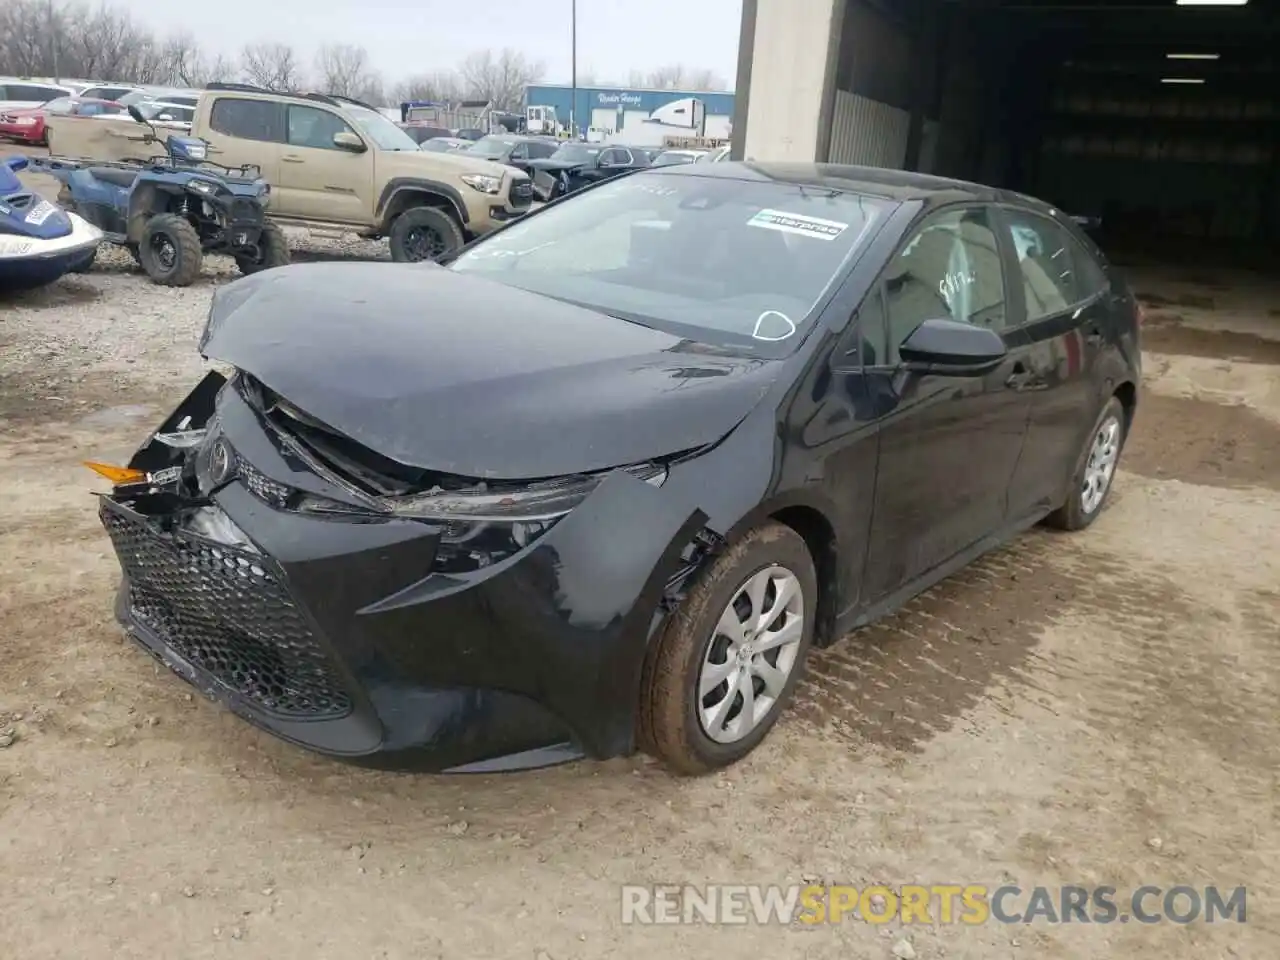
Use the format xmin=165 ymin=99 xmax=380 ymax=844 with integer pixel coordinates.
xmin=333 ymin=131 xmax=366 ymax=152
xmin=127 ymin=105 xmax=146 ymax=124
xmin=899 ymin=318 xmax=1008 ymax=375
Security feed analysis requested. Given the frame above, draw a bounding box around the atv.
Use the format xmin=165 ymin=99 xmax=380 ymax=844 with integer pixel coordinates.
xmin=30 ymin=106 xmax=288 ymax=286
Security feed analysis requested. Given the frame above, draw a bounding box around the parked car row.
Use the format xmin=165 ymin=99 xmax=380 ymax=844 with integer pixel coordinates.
xmin=0 ymin=78 xmax=200 ymax=148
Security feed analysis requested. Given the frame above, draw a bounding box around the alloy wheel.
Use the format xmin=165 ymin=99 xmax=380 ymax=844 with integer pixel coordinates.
xmin=1081 ymin=415 xmax=1121 ymax=515
xmin=697 ymin=565 xmax=805 ymax=744
xmin=404 ymin=226 xmax=448 ymax=262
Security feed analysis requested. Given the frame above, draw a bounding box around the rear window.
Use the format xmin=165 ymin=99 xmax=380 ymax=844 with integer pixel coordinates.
xmin=210 ymin=97 xmax=281 ymax=142
xmin=4 ymin=84 xmax=66 ymax=102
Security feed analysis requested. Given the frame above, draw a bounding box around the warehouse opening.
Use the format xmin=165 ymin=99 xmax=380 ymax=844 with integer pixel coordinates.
xmin=733 ymin=0 xmax=1278 ymax=271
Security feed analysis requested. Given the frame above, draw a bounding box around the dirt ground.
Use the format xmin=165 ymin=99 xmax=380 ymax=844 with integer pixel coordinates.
xmin=2 ymin=146 xmax=1278 ymax=959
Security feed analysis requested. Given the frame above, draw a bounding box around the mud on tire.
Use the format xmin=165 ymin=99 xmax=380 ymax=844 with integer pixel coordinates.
xmin=637 ymin=521 xmax=817 ymax=775
xmin=137 ymin=214 xmax=202 ymax=287
xmin=235 ymin=221 xmax=290 ymax=276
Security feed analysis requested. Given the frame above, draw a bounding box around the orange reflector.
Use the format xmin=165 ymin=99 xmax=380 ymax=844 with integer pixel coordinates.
xmin=83 ymin=461 xmax=147 ymax=484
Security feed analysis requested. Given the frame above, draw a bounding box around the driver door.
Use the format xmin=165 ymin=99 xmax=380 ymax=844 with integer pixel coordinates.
xmin=275 ymin=104 xmax=373 ymax=224
xmin=860 ymin=204 xmax=1035 ymax=603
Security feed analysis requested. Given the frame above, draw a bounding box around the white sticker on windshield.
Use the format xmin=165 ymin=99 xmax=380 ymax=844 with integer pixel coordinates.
xmin=747 ymin=208 xmax=848 ymax=240
xmin=752 ymin=310 xmax=797 ymax=342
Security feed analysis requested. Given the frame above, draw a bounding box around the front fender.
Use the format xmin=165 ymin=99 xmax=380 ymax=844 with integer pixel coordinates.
xmin=375 ymin=178 xmax=468 ymax=228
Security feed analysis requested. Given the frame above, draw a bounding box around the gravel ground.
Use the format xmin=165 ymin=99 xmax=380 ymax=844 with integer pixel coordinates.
xmin=2 ymin=149 xmax=1279 ymax=960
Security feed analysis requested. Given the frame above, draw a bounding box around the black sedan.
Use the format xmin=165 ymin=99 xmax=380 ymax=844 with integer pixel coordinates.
xmin=91 ymin=163 xmax=1141 ymax=775
xmin=525 ymin=142 xmax=651 ymax=200
xmin=463 ymin=134 xmax=561 ymax=174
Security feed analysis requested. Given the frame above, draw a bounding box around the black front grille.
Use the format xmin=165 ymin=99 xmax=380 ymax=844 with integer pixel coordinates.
xmin=101 ymin=499 xmax=353 ymax=720
xmin=510 ymin=181 xmax=533 ymax=208
xmin=227 ymin=198 xmax=261 ymax=223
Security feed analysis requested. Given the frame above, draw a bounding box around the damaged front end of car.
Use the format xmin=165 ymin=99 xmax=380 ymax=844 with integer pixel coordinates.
xmin=91 ymin=370 xmax=720 ymax=771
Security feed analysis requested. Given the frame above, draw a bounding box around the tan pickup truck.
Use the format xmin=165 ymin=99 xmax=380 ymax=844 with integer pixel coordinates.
xmin=44 ymin=83 xmax=534 ymax=261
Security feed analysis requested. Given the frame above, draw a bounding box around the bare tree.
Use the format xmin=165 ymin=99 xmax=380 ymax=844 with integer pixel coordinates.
xmin=391 ymin=71 xmax=464 ymax=107
xmin=316 ymin=43 xmax=376 ymax=98
xmin=240 ymin=41 xmax=304 ymax=91
xmin=456 ymin=48 xmax=545 ymax=111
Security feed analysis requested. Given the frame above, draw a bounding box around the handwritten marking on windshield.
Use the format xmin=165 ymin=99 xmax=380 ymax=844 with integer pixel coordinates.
xmin=466 ymin=240 xmax=558 ymax=260
xmin=752 ymin=310 xmax=797 ymax=342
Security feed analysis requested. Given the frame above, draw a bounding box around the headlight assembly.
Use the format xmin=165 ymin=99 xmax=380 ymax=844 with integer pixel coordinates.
xmin=460 ymin=173 xmax=503 ymax=195
xmin=187 ymin=178 xmax=218 ymax=195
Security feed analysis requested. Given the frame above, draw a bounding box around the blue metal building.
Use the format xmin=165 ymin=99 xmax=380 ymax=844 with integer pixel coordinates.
xmin=525 ymin=84 xmax=736 ymax=137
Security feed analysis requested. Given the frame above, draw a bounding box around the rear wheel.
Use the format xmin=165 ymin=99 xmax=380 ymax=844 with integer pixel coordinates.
xmin=638 ymin=522 xmax=816 ymax=775
xmin=1044 ymin=396 xmax=1126 ymax=531
xmin=387 ymin=206 xmax=464 ymax=263
xmin=138 ymin=214 xmax=202 ymax=287
xmin=235 ymin=221 xmax=290 ymax=275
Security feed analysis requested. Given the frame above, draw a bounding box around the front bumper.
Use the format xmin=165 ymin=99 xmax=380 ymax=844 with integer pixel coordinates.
xmin=0 ymin=122 xmax=43 ymax=142
xmin=99 ymin=386 xmax=705 ymax=771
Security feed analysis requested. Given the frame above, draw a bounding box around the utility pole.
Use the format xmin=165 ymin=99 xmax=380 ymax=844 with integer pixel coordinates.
xmin=48 ymin=0 xmax=61 ymax=82
xmin=570 ymin=0 xmax=577 ymax=139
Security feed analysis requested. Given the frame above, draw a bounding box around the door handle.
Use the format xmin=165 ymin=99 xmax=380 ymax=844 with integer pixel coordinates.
xmin=282 ymin=155 xmax=303 ymax=163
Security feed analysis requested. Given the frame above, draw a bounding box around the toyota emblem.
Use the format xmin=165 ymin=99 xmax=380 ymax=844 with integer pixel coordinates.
xmin=209 ymin=438 xmax=235 ymax=486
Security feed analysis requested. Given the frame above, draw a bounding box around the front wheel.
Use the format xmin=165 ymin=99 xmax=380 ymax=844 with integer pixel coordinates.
xmin=637 ymin=522 xmax=816 ymax=775
xmin=387 ymin=206 xmax=464 ymax=263
xmin=138 ymin=214 xmax=202 ymax=287
xmin=235 ymin=221 xmax=290 ymax=275
xmin=1044 ymin=396 xmax=1126 ymax=531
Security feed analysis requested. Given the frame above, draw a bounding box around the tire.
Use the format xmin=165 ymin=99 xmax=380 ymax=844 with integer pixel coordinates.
xmin=638 ymin=522 xmax=817 ymax=775
xmin=56 ymin=185 xmax=73 ymax=209
xmin=137 ymin=214 xmax=202 ymax=287
xmin=235 ymin=221 xmax=290 ymax=275
xmin=387 ymin=205 xmax=464 ymax=263
xmin=1044 ymin=396 xmax=1126 ymax=531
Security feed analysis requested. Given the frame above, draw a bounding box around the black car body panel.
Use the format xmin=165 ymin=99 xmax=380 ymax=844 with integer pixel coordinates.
xmin=98 ymin=162 xmax=1141 ymax=771
xmin=200 ymin=262 xmax=778 ymax=479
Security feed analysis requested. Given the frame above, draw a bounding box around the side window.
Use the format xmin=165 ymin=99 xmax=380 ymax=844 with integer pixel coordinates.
xmin=531 ymin=141 xmax=557 ymax=159
xmin=509 ymin=143 xmax=529 ymax=160
xmin=210 ymin=97 xmax=280 ymax=142
xmin=855 ymin=284 xmax=888 ymax=368
xmin=1067 ymin=236 xmax=1109 ymax=301
xmin=1002 ymin=209 xmax=1076 ymax=323
xmin=286 ymin=105 xmax=357 ymax=150
xmin=43 ymin=98 xmax=74 ymax=114
xmin=34 ymin=86 xmax=67 ymax=101
xmin=884 ymin=206 xmax=1007 ymax=359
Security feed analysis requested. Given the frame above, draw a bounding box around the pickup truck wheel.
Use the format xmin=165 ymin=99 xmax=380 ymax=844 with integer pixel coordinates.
xmin=388 ymin=206 xmax=463 ymax=263
xmin=235 ymin=222 xmax=290 ymax=275
xmin=138 ymin=214 xmax=203 ymax=287
xmin=637 ymin=522 xmax=816 ymax=775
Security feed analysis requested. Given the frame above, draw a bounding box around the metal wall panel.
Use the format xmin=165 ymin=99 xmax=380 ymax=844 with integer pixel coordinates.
xmin=827 ymin=90 xmax=911 ymax=168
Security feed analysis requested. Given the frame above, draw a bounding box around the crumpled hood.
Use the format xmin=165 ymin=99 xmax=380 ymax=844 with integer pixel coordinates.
xmin=200 ymin=262 xmax=777 ymax=480
xmin=525 ymin=159 xmax=590 ymax=174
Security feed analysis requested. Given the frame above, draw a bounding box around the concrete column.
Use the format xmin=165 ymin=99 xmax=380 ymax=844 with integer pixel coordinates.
xmin=733 ymin=0 xmax=843 ymax=163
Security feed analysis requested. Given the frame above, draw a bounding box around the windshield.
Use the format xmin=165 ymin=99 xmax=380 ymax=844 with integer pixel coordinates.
xmin=550 ymin=144 xmax=601 ymax=163
xmin=469 ymin=136 xmax=517 ymax=159
xmin=346 ymin=104 xmax=419 ymax=151
xmin=449 ymin=171 xmax=891 ymax=353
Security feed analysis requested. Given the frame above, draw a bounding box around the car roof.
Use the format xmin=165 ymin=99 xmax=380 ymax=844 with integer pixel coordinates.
xmin=649 ymin=161 xmax=1022 ymax=202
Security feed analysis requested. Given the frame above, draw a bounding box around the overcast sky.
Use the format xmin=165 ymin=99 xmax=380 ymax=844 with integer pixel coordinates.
xmin=115 ymin=0 xmax=743 ymax=87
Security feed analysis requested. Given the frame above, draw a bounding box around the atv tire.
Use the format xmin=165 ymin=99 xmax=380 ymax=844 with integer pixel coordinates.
xmin=138 ymin=214 xmax=202 ymax=287
xmin=388 ymin=206 xmax=464 ymax=263
xmin=235 ymin=221 xmax=290 ymax=276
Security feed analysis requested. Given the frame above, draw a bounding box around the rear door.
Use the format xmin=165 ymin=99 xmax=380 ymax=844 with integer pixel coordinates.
xmin=999 ymin=205 xmax=1111 ymax=518
xmin=203 ymin=96 xmax=283 ymax=197
xmin=278 ymin=103 xmax=374 ymax=224
xmin=860 ymin=204 xmax=1035 ymax=601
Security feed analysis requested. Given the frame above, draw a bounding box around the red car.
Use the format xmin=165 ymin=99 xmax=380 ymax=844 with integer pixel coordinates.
xmin=0 ymin=96 xmax=126 ymax=146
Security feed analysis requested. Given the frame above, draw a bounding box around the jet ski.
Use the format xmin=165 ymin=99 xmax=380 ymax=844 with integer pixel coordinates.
xmin=0 ymin=156 xmax=102 ymax=293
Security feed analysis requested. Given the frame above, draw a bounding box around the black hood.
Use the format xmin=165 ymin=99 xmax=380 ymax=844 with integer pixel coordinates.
xmin=200 ymin=262 xmax=777 ymax=480
xmin=525 ymin=159 xmax=590 ymax=173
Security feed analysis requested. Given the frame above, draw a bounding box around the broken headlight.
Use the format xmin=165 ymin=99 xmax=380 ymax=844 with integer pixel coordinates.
xmin=296 ymin=462 xmax=667 ymax=573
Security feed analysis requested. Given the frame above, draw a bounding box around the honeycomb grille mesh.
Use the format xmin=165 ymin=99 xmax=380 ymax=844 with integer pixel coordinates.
xmin=101 ymin=501 xmax=353 ymax=720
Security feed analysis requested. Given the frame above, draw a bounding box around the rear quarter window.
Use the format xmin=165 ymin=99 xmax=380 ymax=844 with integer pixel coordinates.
xmin=210 ymin=97 xmax=281 ymax=142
